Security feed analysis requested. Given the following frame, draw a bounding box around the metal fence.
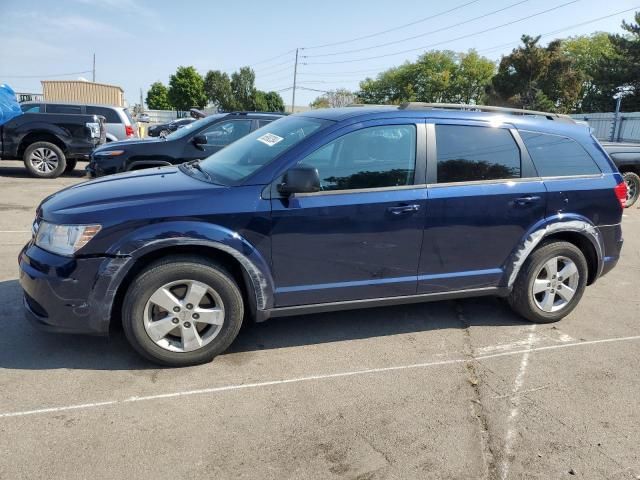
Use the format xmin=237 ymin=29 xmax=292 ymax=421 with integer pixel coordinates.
xmin=570 ymin=112 xmax=640 ymax=143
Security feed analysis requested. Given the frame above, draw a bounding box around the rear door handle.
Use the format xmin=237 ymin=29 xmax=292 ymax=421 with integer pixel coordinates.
xmin=387 ymin=204 xmax=421 ymax=215
xmin=514 ymin=195 xmax=541 ymax=206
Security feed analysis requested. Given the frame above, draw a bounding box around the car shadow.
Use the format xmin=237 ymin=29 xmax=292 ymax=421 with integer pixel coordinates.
xmin=0 ymin=163 xmax=87 ymax=179
xmin=0 ymin=278 xmax=527 ymax=371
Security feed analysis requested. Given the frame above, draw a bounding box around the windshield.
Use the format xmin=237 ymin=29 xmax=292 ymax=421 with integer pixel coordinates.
xmin=165 ymin=114 xmax=225 ymax=140
xmin=198 ymin=116 xmax=331 ymax=185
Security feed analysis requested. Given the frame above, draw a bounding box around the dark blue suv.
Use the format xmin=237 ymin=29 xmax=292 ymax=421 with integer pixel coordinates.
xmin=19 ymin=104 xmax=626 ymax=366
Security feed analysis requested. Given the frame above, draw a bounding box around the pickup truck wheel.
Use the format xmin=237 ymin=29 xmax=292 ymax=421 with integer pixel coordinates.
xmin=122 ymin=256 xmax=244 ymax=367
xmin=64 ymin=159 xmax=78 ymax=173
xmin=508 ymin=241 xmax=588 ymax=324
xmin=623 ymin=171 xmax=640 ymax=208
xmin=23 ymin=142 xmax=67 ymax=178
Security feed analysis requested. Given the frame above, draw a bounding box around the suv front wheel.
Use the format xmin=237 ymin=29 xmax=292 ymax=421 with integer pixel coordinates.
xmin=122 ymin=256 xmax=244 ymax=367
xmin=509 ymin=241 xmax=588 ymax=323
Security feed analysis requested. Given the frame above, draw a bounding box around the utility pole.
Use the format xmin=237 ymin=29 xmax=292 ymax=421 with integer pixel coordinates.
xmin=140 ymin=88 xmax=144 ymax=112
xmin=92 ymin=53 xmax=96 ymax=82
xmin=291 ymin=48 xmax=299 ymax=113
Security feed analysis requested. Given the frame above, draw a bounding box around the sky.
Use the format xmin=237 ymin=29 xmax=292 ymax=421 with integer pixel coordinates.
xmin=0 ymin=0 xmax=638 ymax=109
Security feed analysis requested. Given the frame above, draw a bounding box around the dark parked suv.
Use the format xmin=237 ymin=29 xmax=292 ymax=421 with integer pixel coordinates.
xmin=87 ymin=111 xmax=284 ymax=177
xmin=19 ymin=104 xmax=626 ymax=366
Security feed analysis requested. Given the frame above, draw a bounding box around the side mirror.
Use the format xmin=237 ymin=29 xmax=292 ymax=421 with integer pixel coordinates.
xmin=192 ymin=135 xmax=207 ymax=149
xmin=277 ymin=166 xmax=321 ymax=196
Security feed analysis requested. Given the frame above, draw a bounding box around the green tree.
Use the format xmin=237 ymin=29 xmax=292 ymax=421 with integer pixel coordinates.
xmin=261 ymin=91 xmax=285 ymax=112
xmin=145 ymin=81 xmax=172 ymax=110
xmin=167 ymin=66 xmax=207 ymax=111
xmin=310 ymin=96 xmax=330 ymax=109
xmin=609 ymin=12 xmax=640 ymax=111
xmin=358 ymin=50 xmax=493 ymax=105
xmin=488 ymin=35 xmax=583 ymax=113
xmin=562 ymin=33 xmax=619 ymax=112
xmin=204 ymin=70 xmax=234 ymax=111
xmin=231 ymin=67 xmax=257 ymax=110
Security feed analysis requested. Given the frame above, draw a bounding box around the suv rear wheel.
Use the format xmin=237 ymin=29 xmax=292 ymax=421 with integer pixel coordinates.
xmin=509 ymin=241 xmax=588 ymax=323
xmin=122 ymin=256 xmax=244 ymax=367
xmin=23 ymin=142 xmax=67 ymax=178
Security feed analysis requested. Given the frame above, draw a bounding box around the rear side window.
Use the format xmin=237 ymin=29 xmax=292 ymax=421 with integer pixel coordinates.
xmin=300 ymin=124 xmax=416 ymax=191
xmin=86 ymin=106 xmax=121 ymax=123
xmin=46 ymin=104 xmax=82 ymax=114
xmin=520 ymin=131 xmax=601 ymax=177
xmin=257 ymin=119 xmax=273 ymax=128
xmin=435 ymin=125 xmax=521 ymax=183
xmin=21 ymin=104 xmax=41 ymax=113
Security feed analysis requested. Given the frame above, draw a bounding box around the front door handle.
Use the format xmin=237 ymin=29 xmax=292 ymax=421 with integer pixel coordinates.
xmin=514 ymin=195 xmax=541 ymax=206
xmin=387 ymin=204 xmax=421 ymax=215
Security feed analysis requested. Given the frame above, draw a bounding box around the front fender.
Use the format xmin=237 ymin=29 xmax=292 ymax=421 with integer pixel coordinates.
xmin=504 ymin=214 xmax=604 ymax=287
xmin=87 ymin=221 xmax=274 ymax=332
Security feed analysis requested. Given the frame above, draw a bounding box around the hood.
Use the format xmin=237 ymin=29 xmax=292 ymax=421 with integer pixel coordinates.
xmin=94 ymin=137 xmax=165 ymax=151
xmin=39 ymin=167 xmax=225 ymax=225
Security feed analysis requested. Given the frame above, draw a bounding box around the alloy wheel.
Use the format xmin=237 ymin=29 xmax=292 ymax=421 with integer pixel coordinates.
xmin=29 ymin=147 xmax=59 ymax=173
xmin=532 ymin=256 xmax=580 ymax=313
xmin=625 ymin=175 xmax=637 ymax=205
xmin=143 ymin=279 xmax=225 ymax=352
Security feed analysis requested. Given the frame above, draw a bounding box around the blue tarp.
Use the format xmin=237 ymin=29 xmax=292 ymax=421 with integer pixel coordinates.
xmin=0 ymin=84 xmax=22 ymax=126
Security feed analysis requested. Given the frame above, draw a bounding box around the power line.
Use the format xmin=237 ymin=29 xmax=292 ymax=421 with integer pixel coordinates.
xmin=1 ymin=70 xmax=92 ymax=78
xmin=253 ymin=58 xmax=295 ymax=73
xmin=256 ymin=65 xmax=294 ymax=78
xmin=304 ymin=0 xmax=579 ymax=65
xmin=303 ymin=0 xmax=530 ymax=58
xmin=478 ymin=5 xmax=640 ymax=54
xmin=302 ymin=0 xmax=480 ymax=50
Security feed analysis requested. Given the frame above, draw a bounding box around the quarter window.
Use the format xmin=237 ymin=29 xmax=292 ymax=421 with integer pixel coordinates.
xmin=299 ymin=124 xmax=416 ymax=191
xmin=86 ymin=106 xmax=121 ymax=123
xmin=435 ymin=125 xmax=521 ymax=183
xmin=520 ymin=131 xmax=601 ymax=177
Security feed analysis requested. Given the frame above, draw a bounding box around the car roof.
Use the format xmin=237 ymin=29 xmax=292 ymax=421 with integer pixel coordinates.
xmin=21 ymin=101 xmax=125 ymax=110
xmin=298 ymin=105 xmax=590 ymax=138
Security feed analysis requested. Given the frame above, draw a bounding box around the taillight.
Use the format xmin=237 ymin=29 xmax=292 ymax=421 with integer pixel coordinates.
xmin=614 ymin=181 xmax=627 ymax=209
xmin=125 ymin=125 xmax=135 ymax=137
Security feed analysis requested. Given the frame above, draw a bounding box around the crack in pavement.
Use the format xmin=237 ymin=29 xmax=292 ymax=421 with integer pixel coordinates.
xmin=454 ymin=301 xmax=499 ymax=480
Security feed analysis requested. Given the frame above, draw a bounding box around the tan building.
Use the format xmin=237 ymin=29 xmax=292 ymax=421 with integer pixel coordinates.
xmin=41 ymin=80 xmax=125 ymax=106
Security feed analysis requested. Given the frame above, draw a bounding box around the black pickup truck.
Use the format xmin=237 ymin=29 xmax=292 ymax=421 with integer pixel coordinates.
xmin=0 ymin=112 xmax=105 ymax=178
xmin=601 ymin=142 xmax=640 ymax=207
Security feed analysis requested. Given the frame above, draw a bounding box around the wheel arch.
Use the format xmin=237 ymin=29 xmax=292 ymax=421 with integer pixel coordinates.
xmin=505 ymin=217 xmax=604 ymax=288
xmin=18 ymin=132 xmax=66 ymax=158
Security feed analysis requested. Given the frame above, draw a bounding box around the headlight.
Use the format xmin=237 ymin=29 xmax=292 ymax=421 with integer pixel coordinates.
xmin=94 ymin=150 xmax=125 ymax=157
xmin=35 ymin=222 xmax=102 ymax=256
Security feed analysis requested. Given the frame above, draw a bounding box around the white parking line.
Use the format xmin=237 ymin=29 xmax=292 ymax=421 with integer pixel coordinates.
xmin=1 ymin=334 xmax=639 ymax=420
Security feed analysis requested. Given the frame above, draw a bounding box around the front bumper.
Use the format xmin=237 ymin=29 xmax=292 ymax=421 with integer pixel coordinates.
xmin=19 ymin=242 xmax=117 ymax=335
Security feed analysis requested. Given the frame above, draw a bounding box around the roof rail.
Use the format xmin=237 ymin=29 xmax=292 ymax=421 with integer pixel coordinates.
xmin=226 ymin=111 xmax=289 ymax=116
xmin=398 ymin=102 xmax=575 ymax=124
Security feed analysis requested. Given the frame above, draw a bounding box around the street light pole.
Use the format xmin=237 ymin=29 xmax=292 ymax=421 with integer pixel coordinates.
xmin=291 ymin=48 xmax=299 ymax=113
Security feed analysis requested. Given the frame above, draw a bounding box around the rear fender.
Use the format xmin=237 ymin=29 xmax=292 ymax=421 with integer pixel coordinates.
xmin=504 ymin=214 xmax=604 ymax=287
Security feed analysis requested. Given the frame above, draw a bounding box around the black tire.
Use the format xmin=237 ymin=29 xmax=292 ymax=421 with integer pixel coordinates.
xmin=23 ymin=142 xmax=67 ymax=178
xmin=64 ymin=159 xmax=78 ymax=173
xmin=122 ymin=256 xmax=244 ymax=367
xmin=622 ymin=171 xmax=640 ymax=208
xmin=508 ymin=241 xmax=588 ymax=323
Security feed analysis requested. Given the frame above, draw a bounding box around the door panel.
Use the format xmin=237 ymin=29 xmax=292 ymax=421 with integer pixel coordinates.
xmin=271 ymin=188 xmax=427 ymax=306
xmin=419 ymin=180 xmax=546 ymax=292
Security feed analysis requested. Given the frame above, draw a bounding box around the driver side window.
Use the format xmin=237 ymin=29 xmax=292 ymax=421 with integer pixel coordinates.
xmin=299 ymin=124 xmax=416 ymax=191
xmin=201 ymin=120 xmax=252 ymax=147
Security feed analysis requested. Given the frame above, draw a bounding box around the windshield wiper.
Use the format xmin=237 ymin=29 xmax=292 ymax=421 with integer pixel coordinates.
xmin=182 ymin=160 xmax=216 ymax=183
